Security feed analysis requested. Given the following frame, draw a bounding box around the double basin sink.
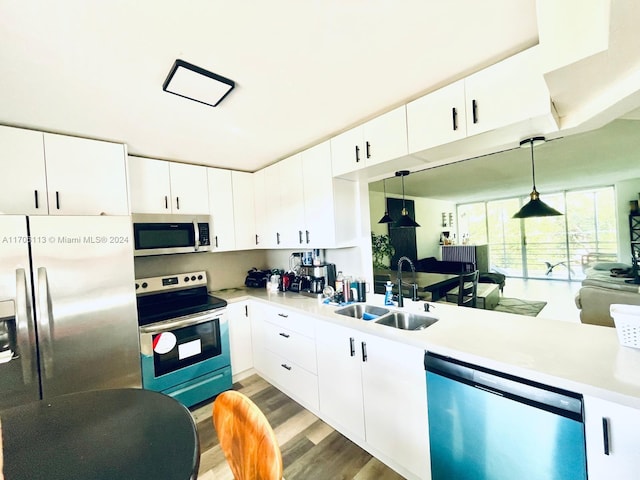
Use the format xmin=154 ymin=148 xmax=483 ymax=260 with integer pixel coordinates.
xmin=334 ymin=304 xmax=438 ymax=331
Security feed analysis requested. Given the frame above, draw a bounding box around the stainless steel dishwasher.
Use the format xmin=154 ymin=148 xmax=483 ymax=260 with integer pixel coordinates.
xmin=424 ymin=352 xmax=587 ymax=480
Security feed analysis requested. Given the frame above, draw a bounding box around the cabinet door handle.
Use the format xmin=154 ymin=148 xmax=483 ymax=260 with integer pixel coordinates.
xmin=277 ymin=313 xmax=288 ymax=318
xmin=299 ymin=230 xmax=303 ymax=244
xmin=349 ymin=337 xmax=355 ymax=357
xmin=34 ymin=190 xmax=39 ymax=209
xmin=305 ymin=230 xmax=310 ymax=244
xmin=280 ymin=363 xmax=292 ymax=371
xmin=175 ymin=196 xmax=180 ymax=210
xmin=215 ymin=236 xmax=219 ymax=248
xmin=244 ymin=305 xmax=248 ymax=317
xmin=55 ymin=191 xmax=60 ymax=210
xmin=276 ymin=232 xmax=281 ymax=245
xmin=255 ymin=234 xmax=259 ymax=245
xmin=452 ymin=107 xmax=458 ymax=131
xmin=365 ymin=141 xmax=371 ymax=159
xmin=164 ymin=195 xmax=168 ymax=210
xmin=278 ymin=332 xmax=290 ymax=338
xmin=355 ymin=145 xmax=360 ymax=163
xmin=472 ymin=99 xmax=478 ymax=124
xmin=361 ymin=341 xmax=368 ymax=362
xmin=602 ymin=417 xmax=610 ymax=455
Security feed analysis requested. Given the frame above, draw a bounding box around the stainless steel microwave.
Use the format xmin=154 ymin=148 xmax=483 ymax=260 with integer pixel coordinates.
xmin=132 ymin=214 xmax=211 ymax=256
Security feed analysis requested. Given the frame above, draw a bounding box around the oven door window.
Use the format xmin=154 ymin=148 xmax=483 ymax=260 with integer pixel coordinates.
xmin=152 ymin=319 xmax=221 ymax=377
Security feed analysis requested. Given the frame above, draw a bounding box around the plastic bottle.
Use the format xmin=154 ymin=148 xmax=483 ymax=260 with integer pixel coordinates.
xmin=336 ymin=271 xmax=344 ymax=293
xmin=384 ymin=281 xmax=394 ymax=306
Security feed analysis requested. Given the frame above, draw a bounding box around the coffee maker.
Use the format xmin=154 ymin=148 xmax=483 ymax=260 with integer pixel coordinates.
xmin=298 ymin=263 xmax=337 ymax=292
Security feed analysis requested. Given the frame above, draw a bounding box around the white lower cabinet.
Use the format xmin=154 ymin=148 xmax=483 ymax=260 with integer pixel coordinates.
xmin=227 ymin=301 xmax=253 ymax=380
xmin=584 ymin=395 xmax=640 ymax=479
xmin=250 ymin=303 xmax=319 ymax=411
xmin=316 ymin=321 xmax=429 ymax=480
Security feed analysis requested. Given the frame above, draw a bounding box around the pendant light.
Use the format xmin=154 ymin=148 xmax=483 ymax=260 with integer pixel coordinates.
xmin=512 ymin=137 xmax=563 ymax=219
xmin=394 ymin=170 xmax=420 ymax=228
xmin=377 ymin=178 xmax=394 ymax=224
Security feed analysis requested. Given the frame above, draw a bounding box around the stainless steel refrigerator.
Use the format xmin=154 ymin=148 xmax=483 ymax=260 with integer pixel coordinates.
xmin=0 ymin=215 xmax=141 ymax=410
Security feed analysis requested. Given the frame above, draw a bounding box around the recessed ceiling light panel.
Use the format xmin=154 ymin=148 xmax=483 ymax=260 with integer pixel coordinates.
xmin=163 ymin=59 xmax=235 ymax=107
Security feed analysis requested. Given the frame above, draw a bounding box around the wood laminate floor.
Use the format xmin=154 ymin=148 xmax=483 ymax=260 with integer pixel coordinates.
xmin=191 ymin=374 xmax=406 ymax=480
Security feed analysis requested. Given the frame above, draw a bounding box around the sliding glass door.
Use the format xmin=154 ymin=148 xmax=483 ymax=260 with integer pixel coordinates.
xmin=459 ymin=187 xmax=617 ymax=281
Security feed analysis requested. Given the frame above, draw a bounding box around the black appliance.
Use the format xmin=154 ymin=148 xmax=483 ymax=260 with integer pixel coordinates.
xmin=132 ymin=213 xmax=211 ymax=256
xmin=136 ymin=270 xmax=231 ymax=407
xmin=244 ymin=268 xmax=271 ymax=288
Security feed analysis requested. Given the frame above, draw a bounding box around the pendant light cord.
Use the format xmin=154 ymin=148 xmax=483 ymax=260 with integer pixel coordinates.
xmin=529 ymin=140 xmax=537 ymax=190
xmin=401 ymin=175 xmax=407 ymax=211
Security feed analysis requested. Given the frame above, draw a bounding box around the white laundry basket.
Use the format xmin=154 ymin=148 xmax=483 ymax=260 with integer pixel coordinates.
xmin=610 ymin=304 xmax=640 ymax=349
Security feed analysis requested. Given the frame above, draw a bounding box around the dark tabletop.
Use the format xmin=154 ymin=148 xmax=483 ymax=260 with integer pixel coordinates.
xmin=1 ymin=388 xmax=199 ymax=480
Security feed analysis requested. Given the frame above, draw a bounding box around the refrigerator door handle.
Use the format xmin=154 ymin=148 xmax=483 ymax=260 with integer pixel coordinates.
xmin=37 ymin=267 xmax=54 ymax=379
xmin=15 ymin=268 xmax=35 ymax=384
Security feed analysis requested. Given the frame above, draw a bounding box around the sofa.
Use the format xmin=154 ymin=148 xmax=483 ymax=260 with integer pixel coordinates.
xmin=415 ymin=257 xmax=506 ymax=292
xmin=574 ymin=263 xmax=640 ymax=327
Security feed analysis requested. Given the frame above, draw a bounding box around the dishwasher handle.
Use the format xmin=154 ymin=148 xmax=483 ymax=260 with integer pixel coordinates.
xmin=424 ymin=351 xmax=583 ymax=420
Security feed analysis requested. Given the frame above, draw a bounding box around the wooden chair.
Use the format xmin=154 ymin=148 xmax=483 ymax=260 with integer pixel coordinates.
xmin=455 ymin=270 xmax=479 ymax=308
xmin=212 ymin=390 xmax=283 ymax=480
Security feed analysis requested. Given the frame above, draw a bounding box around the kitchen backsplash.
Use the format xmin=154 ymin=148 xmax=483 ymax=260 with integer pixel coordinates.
xmin=134 ymin=250 xmax=268 ymax=291
xmin=134 ymin=246 xmax=368 ymax=292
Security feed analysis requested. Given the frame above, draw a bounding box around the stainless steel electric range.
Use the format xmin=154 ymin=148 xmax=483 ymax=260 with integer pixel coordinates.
xmin=135 ymin=270 xmax=231 ymax=407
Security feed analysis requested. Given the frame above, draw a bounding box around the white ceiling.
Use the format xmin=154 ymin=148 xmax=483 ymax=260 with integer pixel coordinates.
xmin=0 ymin=0 xmax=539 ymax=172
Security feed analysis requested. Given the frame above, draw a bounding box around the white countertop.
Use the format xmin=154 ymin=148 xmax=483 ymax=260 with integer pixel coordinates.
xmin=213 ymin=287 xmax=640 ymax=409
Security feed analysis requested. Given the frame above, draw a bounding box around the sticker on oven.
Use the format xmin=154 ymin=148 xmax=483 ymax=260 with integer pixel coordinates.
xmin=153 ymin=332 xmax=177 ymax=354
xmin=178 ymin=339 xmax=202 ymax=360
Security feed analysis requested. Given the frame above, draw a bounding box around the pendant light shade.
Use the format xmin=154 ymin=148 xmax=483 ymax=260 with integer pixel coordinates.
xmin=377 ymin=178 xmax=394 ymax=224
xmin=512 ymin=137 xmax=563 ymax=219
xmin=394 ymin=170 xmax=420 ymax=228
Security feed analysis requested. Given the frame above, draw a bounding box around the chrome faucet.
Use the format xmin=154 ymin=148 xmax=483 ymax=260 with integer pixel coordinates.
xmin=397 ymin=256 xmax=419 ymax=307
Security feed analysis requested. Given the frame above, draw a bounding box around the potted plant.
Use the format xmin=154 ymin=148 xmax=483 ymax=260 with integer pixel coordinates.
xmin=371 ymin=232 xmax=395 ymax=270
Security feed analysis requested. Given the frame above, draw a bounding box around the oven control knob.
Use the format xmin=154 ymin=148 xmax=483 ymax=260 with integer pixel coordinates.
xmin=191 ymin=275 xmax=196 ymax=281
xmin=197 ymin=274 xmax=203 ymax=280
xmin=184 ymin=276 xmax=190 ymax=282
xmin=135 ymin=283 xmax=139 ymax=290
xmin=141 ymin=282 xmax=148 ymax=289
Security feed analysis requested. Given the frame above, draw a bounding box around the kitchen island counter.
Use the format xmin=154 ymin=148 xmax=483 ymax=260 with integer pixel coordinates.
xmin=212 ymin=287 xmax=640 ymax=409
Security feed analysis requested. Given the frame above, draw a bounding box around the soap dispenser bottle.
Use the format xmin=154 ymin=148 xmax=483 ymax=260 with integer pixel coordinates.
xmin=384 ymin=281 xmax=394 ymax=306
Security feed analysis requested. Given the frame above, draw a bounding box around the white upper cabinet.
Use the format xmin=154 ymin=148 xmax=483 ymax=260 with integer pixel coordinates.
xmin=0 ymin=127 xmax=128 ymax=216
xmin=253 ymin=140 xmax=358 ymax=250
xmin=278 ymin=154 xmax=305 ymax=248
xmin=330 ymin=126 xmax=365 ymax=177
xmin=408 ymin=46 xmax=558 ymax=157
xmin=331 ymin=106 xmax=408 ymax=177
xmin=252 ymin=169 xmax=270 ymax=249
xmin=361 ymin=105 xmax=409 ymax=167
xmin=128 ymin=156 xmax=172 ymax=213
xmin=167 ymin=162 xmax=209 ymax=215
xmin=231 ymin=171 xmax=257 ymax=251
xmin=207 ymin=167 xmax=235 ymax=251
xmin=43 ymin=133 xmax=129 ymax=215
xmin=464 ymin=46 xmax=556 ymax=137
xmin=407 ymin=79 xmax=467 ymax=153
xmin=0 ymin=126 xmax=48 ymax=215
xmin=302 ymin=141 xmax=358 ymax=248
xmin=128 ymin=156 xmax=209 ymax=215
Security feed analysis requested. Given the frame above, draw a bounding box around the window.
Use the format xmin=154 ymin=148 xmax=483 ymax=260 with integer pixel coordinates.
xmin=458 ymin=187 xmax=618 ymax=281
